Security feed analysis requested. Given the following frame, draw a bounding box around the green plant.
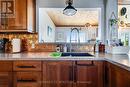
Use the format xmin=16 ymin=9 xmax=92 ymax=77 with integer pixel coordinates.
xmin=110 ymin=19 xmax=118 ymax=26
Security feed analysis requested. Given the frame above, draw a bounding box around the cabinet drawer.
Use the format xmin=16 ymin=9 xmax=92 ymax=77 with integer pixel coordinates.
xmin=16 ymin=83 xmax=40 ymax=87
xmin=0 ymin=61 xmax=12 ymax=72
xmin=13 ymin=61 xmax=42 ymax=71
xmin=14 ymin=72 xmax=41 ymax=87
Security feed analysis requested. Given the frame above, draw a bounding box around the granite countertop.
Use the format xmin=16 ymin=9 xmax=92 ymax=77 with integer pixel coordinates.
xmin=0 ymin=52 xmax=130 ymax=71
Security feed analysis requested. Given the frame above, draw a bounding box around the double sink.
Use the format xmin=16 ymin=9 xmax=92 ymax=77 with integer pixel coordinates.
xmin=61 ymin=52 xmax=93 ymax=57
xmin=50 ymin=52 xmax=94 ymax=58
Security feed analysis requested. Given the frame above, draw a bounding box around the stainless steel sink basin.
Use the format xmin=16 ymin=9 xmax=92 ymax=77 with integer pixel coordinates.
xmin=61 ymin=52 xmax=93 ymax=57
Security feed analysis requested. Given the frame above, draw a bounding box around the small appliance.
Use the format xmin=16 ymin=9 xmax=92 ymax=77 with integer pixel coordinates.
xmin=12 ymin=38 xmax=21 ymax=53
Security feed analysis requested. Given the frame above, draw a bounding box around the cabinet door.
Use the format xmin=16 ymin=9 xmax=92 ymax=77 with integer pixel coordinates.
xmin=8 ymin=0 xmax=27 ymax=30
xmin=0 ymin=72 xmax=12 ymax=87
xmin=108 ymin=62 xmax=130 ymax=87
xmin=43 ymin=61 xmax=73 ymax=87
xmin=105 ymin=62 xmax=111 ymax=87
xmin=0 ymin=0 xmax=36 ymax=32
xmin=76 ymin=61 xmax=103 ymax=87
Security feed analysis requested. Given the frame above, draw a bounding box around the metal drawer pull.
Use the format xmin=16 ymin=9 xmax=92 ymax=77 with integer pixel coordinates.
xmin=17 ymin=79 xmax=37 ymax=82
xmin=17 ymin=66 xmax=35 ymax=68
xmin=77 ymin=64 xmax=94 ymax=66
xmin=69 ymin=66 xmax=73 ymax=81
xmin=74 ymin=66 xmax=77 ymax=82
xmin=76 ymin=61 xmax=94 ymax=66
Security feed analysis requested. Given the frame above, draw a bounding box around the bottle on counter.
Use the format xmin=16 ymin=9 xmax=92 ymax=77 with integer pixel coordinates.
xmin=124 ymin=33 xmax=129 ymax=46
xmin=119 ymin=39 xmax=123 ymax=46
xmin=94 ymin=40 xmax=99 ymax=53
xmin=99 ymin=42 xmax=105 ymax=53
xmin=63 ymin=44 xmax=67 ymax=52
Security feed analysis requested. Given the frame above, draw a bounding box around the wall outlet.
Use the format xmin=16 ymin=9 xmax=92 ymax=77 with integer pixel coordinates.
xmin=31 ymin=43 xmax=35 ymax=48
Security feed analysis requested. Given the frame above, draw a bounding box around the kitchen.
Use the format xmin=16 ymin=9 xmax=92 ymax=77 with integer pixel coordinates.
xmin=0 ymin=0 xmax=130 ymax=87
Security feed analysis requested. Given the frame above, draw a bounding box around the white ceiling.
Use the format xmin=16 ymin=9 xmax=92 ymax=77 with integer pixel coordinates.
xmin=44 ymin=8 xmax=99 ymax=27
xmin=118 ymin=0 xmax=130 ymax=4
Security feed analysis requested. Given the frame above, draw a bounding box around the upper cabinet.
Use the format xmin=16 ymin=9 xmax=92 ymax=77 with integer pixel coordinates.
xmin=0 ymin=0 xmax=36 ymax=33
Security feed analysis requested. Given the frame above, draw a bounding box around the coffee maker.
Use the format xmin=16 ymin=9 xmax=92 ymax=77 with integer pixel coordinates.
xmin=0 ymin=38 xmax=9 ymax=53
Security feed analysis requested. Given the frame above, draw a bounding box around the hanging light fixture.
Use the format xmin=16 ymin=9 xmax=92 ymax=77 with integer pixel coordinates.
xmin=63 ymin=0 xmax=77 ymax=16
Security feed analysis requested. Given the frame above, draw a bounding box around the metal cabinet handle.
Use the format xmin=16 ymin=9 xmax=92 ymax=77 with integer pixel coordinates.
xmin=74 ymin=65 xmax=77 ymax=83
xmin=76 ymin=61 xmax=94 ymax=66
xmin=73 ymin=61 xmax=77 ymax=83
xmin=17 ymin=65 xmax=35 ymax=68
xmin=69 ymin=66 xmax=73 ymax=81
xmin=17 ymin=79 xmax=36 ymax=82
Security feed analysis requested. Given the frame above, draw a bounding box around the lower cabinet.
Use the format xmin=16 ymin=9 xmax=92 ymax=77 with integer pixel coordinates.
xmin=42 ymin=61 xmax=73 ymax=87
xmin=3 ymin=60 xmax=130 ymax=87
xmin=13 ymin=61 xmax=42 ymax=87
xmin=0 ymin=72 xmax=12 ymax=87
xmin=105 ymin=62 xmax=130 ymax=87
xmin=13 ymin=72 xmax=42 ymax=87
xmin=76 ymin=61 xmax=104 ymax=87
xmin=42 ymin=61 xmax=104 ymax=87
xmin=0 ymin=61 xmax=13 ymax=87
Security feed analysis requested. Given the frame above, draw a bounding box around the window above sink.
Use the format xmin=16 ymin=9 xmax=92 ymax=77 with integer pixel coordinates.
xmin=38 ymin=8 xmax=101 ymax=43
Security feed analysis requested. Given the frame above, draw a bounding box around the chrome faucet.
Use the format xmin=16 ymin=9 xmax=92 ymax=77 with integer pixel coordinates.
xmin=70 ymin=28 xmax=80 ymax=52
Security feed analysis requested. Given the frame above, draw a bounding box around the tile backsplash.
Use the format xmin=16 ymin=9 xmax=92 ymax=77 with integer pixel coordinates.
xmin=0 ymin=33 xmax=95 ymax=52
xmin=0 ymin=33 xmax=38 ymax=52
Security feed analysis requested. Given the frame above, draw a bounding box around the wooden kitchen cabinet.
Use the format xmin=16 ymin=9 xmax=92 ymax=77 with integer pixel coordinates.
xmin=0 ymin=61 xmax=13 ymax=72
xmin=0 ymin=72 xmax=12 ymax=87
xmin=2 ymin=60 xmax=130 ymax=87
xmin=75 ymin=61 xmax=104 ymax=87
xmin=13 ymin=61 xmax=42 ymax=87
xmin=14 ymin=72 xmax=42 ymax=87
xmin=105 ymin=62 xmax=111 ymax=87
xmin=0 ymin=61 xmax=13 ymax=87
xmin=13 ymin=61 xmax=42 ymax=71
xmin=42 ymin=61 xmax=104 ymax=87
xmin=105 ymin=62 xmax=130 ymax=87
xmin=42 ymin=61 xmax=73 ymax=87
xmin=0 ymin=0 xmax=36 ymax=33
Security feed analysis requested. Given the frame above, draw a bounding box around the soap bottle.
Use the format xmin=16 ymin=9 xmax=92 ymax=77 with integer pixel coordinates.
xmin=94 ymin=40 xmax=99 ymax=53
xmin=124 ymin=33 xmax=129 ymax=46
xmin=63 ymin=44 xmax=67 ymax=52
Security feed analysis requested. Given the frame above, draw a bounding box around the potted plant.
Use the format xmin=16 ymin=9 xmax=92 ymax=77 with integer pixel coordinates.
xmin=109 ymin=19 xmax=118 ymax=26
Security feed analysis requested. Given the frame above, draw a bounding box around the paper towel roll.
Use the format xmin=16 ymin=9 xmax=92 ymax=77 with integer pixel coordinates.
xmin=12 ymin=39 xmax=21 ymax=53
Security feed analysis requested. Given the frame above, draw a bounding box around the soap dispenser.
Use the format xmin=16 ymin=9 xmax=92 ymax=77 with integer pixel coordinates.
xmin=63 ymin=44 xmax=67 ymax=52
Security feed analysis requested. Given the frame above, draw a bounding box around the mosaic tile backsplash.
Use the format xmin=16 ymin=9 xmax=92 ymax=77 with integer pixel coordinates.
xmin=0 ymin=33 xmax=95 ymax=52
xmin=0 ymin=33 xmax=38 ymax=52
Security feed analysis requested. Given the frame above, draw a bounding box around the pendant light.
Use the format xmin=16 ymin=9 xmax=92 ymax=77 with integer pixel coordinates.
xmin=63 ymin=0 xmax=77 ymax=16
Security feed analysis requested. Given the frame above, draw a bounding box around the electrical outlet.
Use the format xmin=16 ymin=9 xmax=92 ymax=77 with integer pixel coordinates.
xmin=31 ymin=43 xmax=35 ymax=48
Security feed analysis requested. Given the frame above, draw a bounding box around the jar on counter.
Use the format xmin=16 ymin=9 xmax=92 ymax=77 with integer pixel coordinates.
xmin=99 ymin=42 xmax=105 ymax=53
xmin=56 ymin=45 xmax=61 ymax=52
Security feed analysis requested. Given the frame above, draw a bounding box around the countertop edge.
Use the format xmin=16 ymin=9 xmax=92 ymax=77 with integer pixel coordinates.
xmin=0 ymin=53 xmax=130 ymax=71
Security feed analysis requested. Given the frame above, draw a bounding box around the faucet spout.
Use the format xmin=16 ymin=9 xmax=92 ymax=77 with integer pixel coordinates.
xmin=70 ymin=28 xmax=80 ymax=52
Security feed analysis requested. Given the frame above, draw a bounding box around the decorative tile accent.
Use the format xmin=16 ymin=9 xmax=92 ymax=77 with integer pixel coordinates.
xmin=0 ymin=33 xmax=94 ymax=52
xmin=0 ymin=33 xmax=38 ymax=52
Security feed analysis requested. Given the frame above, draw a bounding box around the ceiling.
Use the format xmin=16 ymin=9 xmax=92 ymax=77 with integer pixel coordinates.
xmin=118 ymin=0 xmax=130 ymax=4
xmin=44 ymin=8 xmax=99 ymax=27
